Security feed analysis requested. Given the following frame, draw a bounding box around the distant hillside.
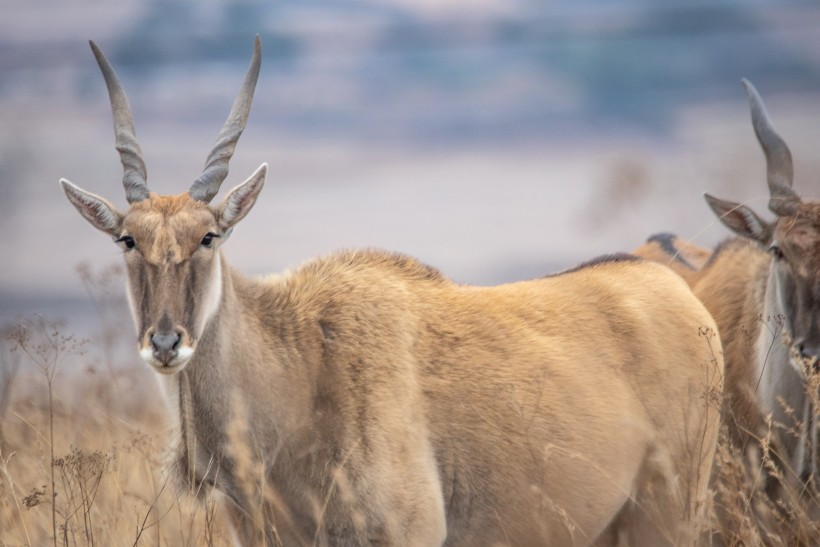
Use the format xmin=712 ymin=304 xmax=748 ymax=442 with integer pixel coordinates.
xmin=2 ymin=0 xmax=820 ymax=142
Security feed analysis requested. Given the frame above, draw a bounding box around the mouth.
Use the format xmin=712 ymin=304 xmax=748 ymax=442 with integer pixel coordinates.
xmin=139 ymin=345 xmax=194 ymax=375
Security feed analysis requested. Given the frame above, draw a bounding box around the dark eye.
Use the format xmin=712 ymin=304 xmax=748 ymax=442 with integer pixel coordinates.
xmin=200 ymin=232 xmax=218 ymax=248
xmin=116 ymin=235 xmax=136 ymax=250
xmin=769 ymin=245 xmax=784 ymax=260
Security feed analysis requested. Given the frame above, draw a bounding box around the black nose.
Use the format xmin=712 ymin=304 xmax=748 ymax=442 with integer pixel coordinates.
xmin=151 ymin=330 xmax=181 ymax=365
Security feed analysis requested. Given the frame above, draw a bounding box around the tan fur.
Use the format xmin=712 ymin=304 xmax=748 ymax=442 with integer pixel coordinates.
xmin=60 ymin=39 xmax=724 ymax=545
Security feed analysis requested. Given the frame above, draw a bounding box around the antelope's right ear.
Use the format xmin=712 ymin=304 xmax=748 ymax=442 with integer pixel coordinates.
xmin=60 ymin=178 xmax=124 ymax=237
xmin=704 ymin=192 xmax=772 ymax=244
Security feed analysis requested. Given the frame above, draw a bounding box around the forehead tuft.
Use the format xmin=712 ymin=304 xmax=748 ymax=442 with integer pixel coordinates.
xmin=127 ymin=192 xmax=212 ymax=223
xmin=132 ymin=192 xmax=206 ymax=214
xmin=122 ymin=192 xmax=215 ymax=261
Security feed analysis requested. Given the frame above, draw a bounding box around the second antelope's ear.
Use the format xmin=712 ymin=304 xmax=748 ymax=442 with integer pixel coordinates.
xmin=215 ymin=163 xmax=267 ymax=232
xmin=60 ymin=178 xmax=124 ymax=237
xmin=704 ymin=193 xmax=772 ymax=244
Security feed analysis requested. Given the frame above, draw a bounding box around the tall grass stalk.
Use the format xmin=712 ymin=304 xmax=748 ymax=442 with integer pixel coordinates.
xmin=9 ymin=317 xmax=84 ymax=547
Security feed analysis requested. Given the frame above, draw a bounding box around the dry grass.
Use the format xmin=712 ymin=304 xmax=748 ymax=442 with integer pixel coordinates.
xmin=0 ymin=265 xmax=235 ymax=547
xmin=1 ymin=265 xmax=818 ymax=546
xmin=709 ymin=427 xmax=820 ymax=546
xmin=0 ymin=318 xmax=235 ymax=547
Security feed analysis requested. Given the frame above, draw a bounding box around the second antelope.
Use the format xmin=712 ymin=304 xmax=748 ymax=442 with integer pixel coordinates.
xmin=61 ymin=37 xmax=723 ymax=546
xmin=635 ymin=80 xmax=820 ymax=497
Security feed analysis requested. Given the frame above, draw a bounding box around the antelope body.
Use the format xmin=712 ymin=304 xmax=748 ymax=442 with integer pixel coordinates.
xmin=61 ymin=37 xmax=723 ymax=546
xmin=634 ymin=80 xmax=820 ymax=493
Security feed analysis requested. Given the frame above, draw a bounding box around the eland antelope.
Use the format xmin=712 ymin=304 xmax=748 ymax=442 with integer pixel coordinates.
xmin=61 ymin=37 xmax=723 ymax=546
xmin=635 ymin=80 xmax=820 ymax=495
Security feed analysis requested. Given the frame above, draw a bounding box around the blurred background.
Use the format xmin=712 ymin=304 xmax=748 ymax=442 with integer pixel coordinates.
xmin=4 ymin=3 xmax=820 ymax=542
xmin=2 ymin=0 xmax=820 ymax=343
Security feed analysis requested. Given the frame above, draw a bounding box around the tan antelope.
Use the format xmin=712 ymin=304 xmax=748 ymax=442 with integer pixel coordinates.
xmin=634 ymin=80 xmax=820 ymax=495
xmin=60 ymin=37 xmax=723 ymax=546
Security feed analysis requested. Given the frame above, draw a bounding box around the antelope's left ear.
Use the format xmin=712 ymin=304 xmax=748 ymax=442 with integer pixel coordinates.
xmin=704 ymin=192 xmax=772 ymax=244
xmin=60 ymin=178 xmax=124 ymax=237
xmin=215 ymin=163 xmax=267 ymax=232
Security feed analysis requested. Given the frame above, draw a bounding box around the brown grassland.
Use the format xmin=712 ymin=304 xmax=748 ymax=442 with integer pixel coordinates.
xmin=1 ymin=264 xmax=819 ymax=546
xmin=0 ymin=265 xmax=236 ymax=546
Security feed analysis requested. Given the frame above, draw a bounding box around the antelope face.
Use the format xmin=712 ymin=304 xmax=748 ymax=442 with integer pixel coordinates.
xmin=769 ymin=206 xmax=820 ymax=369
xmin=60 ymin=37 xmax=265 ymax=374
xmin=125 ymin=194 xmax=218 ymax=371
xmin=705 ymin=79 xmax=820 ymax=374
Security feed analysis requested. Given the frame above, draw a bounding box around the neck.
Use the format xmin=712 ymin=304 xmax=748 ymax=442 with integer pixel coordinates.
xmin=754 ymin=261 xmax=812 ymax=477
xmin=702 ymin=240 xmax=816 ymax=484
xmin=156 ymin=256 xmax=260 ymax=496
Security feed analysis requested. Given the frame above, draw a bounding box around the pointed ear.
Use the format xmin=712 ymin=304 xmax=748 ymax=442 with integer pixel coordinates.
xmin=60 ymin=178 xmax=124 ymax=237
xmin=704 ymin=193 xmax=772 ymax=244
xmin=215 ymin=163 xmax=267 ymax=232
